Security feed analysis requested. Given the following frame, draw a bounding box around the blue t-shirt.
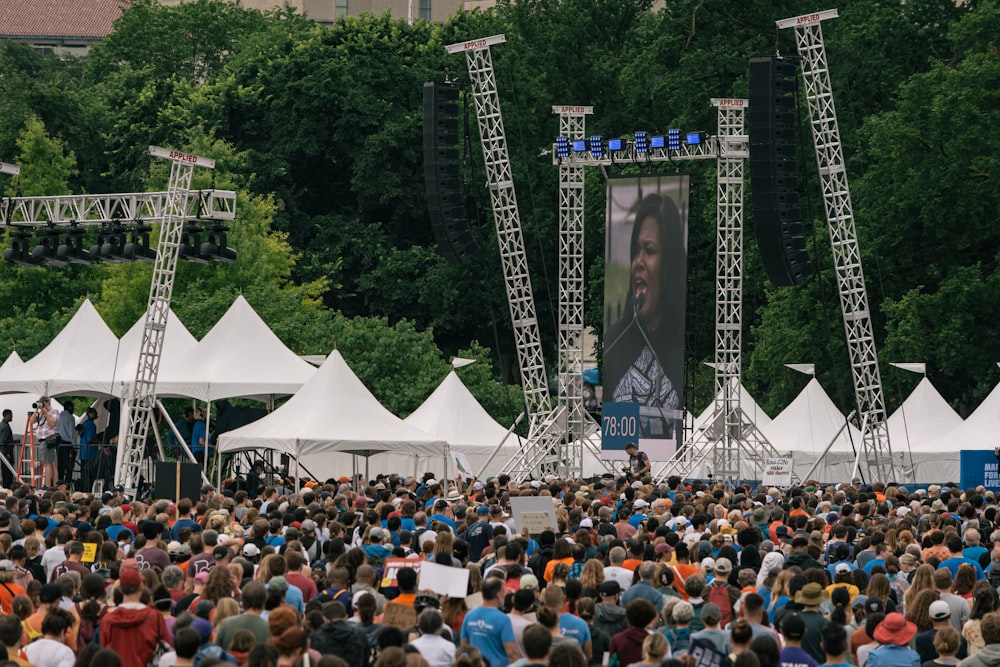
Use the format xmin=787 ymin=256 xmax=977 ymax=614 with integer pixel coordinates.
xmin=938 ymin=557 xmax=985 ymax=580
xmin=559 ymin=613 xmax=591 ymax=649
xmin=461 ymin=606 xmax=515 ymax=667
xmin=191 ymin=421 xmax=207 ymax=453
xmin=780 ymin=646 xmax=818 ymax=667
xmin=170 ymin=518 xmax=203 ymax=541
xmin=78 ymin=420 xmax=97 ymax=461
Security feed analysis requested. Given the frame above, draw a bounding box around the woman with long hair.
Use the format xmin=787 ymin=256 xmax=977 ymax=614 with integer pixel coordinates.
xmin=904 ymin=564 xmax=937 ymax=612
xmin=904 ymin=588 xmax=940 ymax=633
xmin=867 ymin=573 xmax=896 ymax=613
xmin=953 ymin=564 xmax=976 ymax=600
xmin=962 ymin=583 xmax=999 ymax=655
xmin=766 ymin=570 xmax=794 ymax=623
xmin=579 ymin=559 xmax=605 ymax=595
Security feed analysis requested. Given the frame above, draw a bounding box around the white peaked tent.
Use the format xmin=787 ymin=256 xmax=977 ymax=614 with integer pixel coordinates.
xmin=0 ymin=353 xmax=64 ymax=437
xmin=762 ymin=378 xmax=864 ymax=482
xmin=885 ymin=377 xmax=964 ymax=483
xmin=219 ymin=350 xmax=447 ymax=483
xmin=0 ymin=300 xmax=119 ymax=397
xmin=108 ymin=308 xmax=199 ymax=397
xmin=403 ymin=370 xmax=518 ymax=478
xmin=692 ymin=383 xmax=772 ymax=431
xmin=889 ymin=378 xmax=963 ymax=452
xmin=153 ymin=295 xmax=315 ymax=401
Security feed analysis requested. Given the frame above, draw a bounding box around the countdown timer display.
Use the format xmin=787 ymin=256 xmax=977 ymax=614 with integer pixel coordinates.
xmin=602 ymin=401 xmax=640 ymax=452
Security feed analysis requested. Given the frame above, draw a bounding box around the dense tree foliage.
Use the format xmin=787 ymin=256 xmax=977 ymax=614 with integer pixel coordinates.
xmin=0 ymin=0 xmax=995 ymax=425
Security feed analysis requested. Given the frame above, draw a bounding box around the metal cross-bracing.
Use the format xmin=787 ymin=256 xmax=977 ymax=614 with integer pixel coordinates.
xmin=116 ymin=147 xmax=220 ymax=494
xmin=447 ymin=36 xmax=561 ymax=479
xmin=554 ymin=105 xmax=593 ymax=478
xmin=778 ymin=10 xmax=897 ymax=483
xmin=0 ymin=189 xmax=236 ymax=227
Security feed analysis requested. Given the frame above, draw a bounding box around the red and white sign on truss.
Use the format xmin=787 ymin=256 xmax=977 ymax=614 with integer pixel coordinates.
xmin=148 ymin=145 xmax=216 ymax=170
xmin=776 ymin=8 xmax=838 ymax=29
xmin=445 ymin=34 xmax=506 ymax=54
xmin=0 ymin=162 xmax=20 ymax=176
xmin=551 ymin=105 xmax=594 ymax=115
xmin=711 ymin=98 xmax=747 ymax=109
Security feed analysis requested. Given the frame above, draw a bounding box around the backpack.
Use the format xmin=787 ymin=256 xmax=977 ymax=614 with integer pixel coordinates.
xmin=667 ymin=627 xmax=691 ymax=655
xmin=74 ymin=602 xmax=105 ymax=652
xmin=706 ymin=582 xmax=734 ymax=628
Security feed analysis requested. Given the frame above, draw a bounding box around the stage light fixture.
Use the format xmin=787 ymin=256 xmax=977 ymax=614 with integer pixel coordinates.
xmin=555 ymin=136 xmax=570 ymax=159
xmin=122 ymin=221 xmax=157 ymax=262
xmin=180 ymin=224 xmax=209 ymax=263
xmin=55 ymin=222 xmax=93 ymax=264
xmin=607 ymin=138 xmax=623 ymax=152
xmin=200 ymin=223 xmax=237 ymax=263
xmin=686 ymin=131 xmax=705 ymax=145
xmin=571 ymin=139 xmax=587 ymax=153
xmin=667 ymin=129 xmax=681 ymax=150
xmin=634 ymin=132 xmax=649 ymax=154
xmin=588 ymin=136 xmax=603 ymax=159
xmin=31 ymin=227 xmax=65 ymax=267
xmin=4 ymin=228 xmax=40 ymax=267
xmin=651 ymin=135 xmax=665 ymax=149
xmin=97 ymin=221 xmax=129 ymax=264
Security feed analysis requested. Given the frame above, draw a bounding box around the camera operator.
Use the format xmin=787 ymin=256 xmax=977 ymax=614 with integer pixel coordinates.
xmin=33 ymin=396 xmax=59 ymax=489
xmin=0 ymin=410 xmax=15 ymax=489
xmin=55 ymin=400 xmax=77 ymax=489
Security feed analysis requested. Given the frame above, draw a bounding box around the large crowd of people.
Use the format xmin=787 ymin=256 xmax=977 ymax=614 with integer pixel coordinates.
xmin=0 ymin=454 xmax=997 ymax=667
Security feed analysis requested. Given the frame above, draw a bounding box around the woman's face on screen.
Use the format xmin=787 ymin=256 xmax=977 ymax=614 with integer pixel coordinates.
xmin=631 ymin=215 xmax=663 ymax=332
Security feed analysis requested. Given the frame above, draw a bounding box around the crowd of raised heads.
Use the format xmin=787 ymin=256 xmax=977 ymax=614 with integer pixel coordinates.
xmin=1 ymin=471 xmax=1000 ymax=667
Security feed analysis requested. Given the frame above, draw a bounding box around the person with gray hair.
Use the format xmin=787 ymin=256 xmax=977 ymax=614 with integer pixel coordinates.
xmin=410 ymin=608 xmax=456 ymax=667
xmin=605 ymin=546 xmax=633 ymax=591
xmin=620 ymin=562 xmax=664 ymax=614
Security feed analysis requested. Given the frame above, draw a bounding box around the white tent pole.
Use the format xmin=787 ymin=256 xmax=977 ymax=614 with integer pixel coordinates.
xmin=475 ymin=412 xmax=525 ymax=479
xmin=295 ymin=440 xmax=300 ymax=494
xmin=443 ymin=443 xmax=452 ymax=490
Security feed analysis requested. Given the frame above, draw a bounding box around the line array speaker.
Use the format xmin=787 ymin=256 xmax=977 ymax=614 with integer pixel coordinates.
xmin=748 ymin=56 xmax=815 ymax=287
xmin=423 ymin=81 xmax=477 ymax=264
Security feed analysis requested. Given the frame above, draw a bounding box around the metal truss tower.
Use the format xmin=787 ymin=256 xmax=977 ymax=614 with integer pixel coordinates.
xmin=553 ymin=105 xmax=597 ymax=478
xmin=447 ymin=36 xmax=565 ymax=479
xmin=651 ymin=100 xmax=783 ymax=484
xmin=117 ymin=147 xmax=219 ymax=493
xmin=552 ymin=101 xmax=781 ymax=485
xmin=778 ymin=9 xmax=897 ymax=482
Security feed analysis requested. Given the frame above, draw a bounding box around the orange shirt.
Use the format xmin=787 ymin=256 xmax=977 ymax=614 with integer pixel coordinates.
xmin=23 ymin=608 xmax=78 ymax=649
xmin=622 ymin=559 xmax=643 ymax=572
xmin=543 ymin=557 xmax=574 ymax=583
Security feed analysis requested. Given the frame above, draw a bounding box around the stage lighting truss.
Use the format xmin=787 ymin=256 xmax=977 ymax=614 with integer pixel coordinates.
xmin=551 ymin=130 xmax=719 ymax=166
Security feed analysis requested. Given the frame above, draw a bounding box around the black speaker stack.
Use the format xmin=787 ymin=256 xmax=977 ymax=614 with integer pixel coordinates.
xmin=423 ymin=81 xmax=477 ymax=264
xmin=748 ymin=56 xmax=815 ymax=287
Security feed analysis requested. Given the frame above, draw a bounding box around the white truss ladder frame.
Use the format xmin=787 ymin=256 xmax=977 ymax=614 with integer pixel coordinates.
xmin=0 ymin=190 xmax=236 ymax=226
xmin=116 ymin=146 xmax=219 ymax=493
xmin=447 ymin=35 xmax=562 ymax=479
xmin=650 ymin=100 xmax=783 ymax=485
xmin=777 ymin=9 xmax=897 ymax=482
xmin=553 ymin=105 xmax=593 ymax=478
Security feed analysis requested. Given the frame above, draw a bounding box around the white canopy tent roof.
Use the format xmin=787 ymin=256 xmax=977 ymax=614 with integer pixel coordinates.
xmin=0 ymin=352 xmax=64 ymax=437
xmin=153 ymin=295 xmax=315 ymax=401
xmin=0 ymin=300 xmax=120 ymax=397
xmin=402 ymin=369 xmax=518 ymax=478
xmin=889 ymin=377 xmax=963 ymax=453
xmin=917 ymin=378 xmax=1000 ymax=453
xmin=763 ymin=378 xmax=861 ymax=454
xmin=219 ymin=350 xmax=447 ymax=481
xmin=107 ymin=308 xmax=199 ymax=398
xmin=692 ymin=382 xmax=772 ymax=432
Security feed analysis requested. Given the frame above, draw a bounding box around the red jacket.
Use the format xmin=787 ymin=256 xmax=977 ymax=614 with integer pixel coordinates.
xmin=100 ymin=604 xmax=169 ymax=667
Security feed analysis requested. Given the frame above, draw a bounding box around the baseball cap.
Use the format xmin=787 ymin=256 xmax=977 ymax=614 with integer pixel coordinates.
xmin=598 ymin=580 xmax=621 ymax=596
xmin=781 ymin=612 xmax=806 ymax=640
xmin=119 ymin=568 xmax=143 ymax=588
xmin=835 ymin=562 xmax=852 ymax=574
xmin=194 ymin=571 xmax=210 ymax=584
xmin=476 ymin=505 xmax=490 ymax=516
xmin=654 ymin=542 xmax=675 ymax=556
xmin=0 ymin=560 xmax=15 ymax=572
xmin=851 ymin=594 xmax=869 ymax=610
xmin=929 ymin=600 xmax=952 ymax=621
xmin=212 ymin=546 xmax=230 ymax=560
xmin=520 ymin=574 xmax=539 ymax=591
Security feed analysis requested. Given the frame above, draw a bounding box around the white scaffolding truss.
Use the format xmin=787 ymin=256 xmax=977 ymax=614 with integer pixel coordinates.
xmin=553 ymin=106 xmax=600 ymax=478
xmin=116 ymin=148 xmax=221 ymax=493
xmin=447 ymin=36 xmax=566 ymax=479
xmin=551 ymin=102 xmax=782 ymax=484
xmin=777 ymin=9 xmax=897 ymax=482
